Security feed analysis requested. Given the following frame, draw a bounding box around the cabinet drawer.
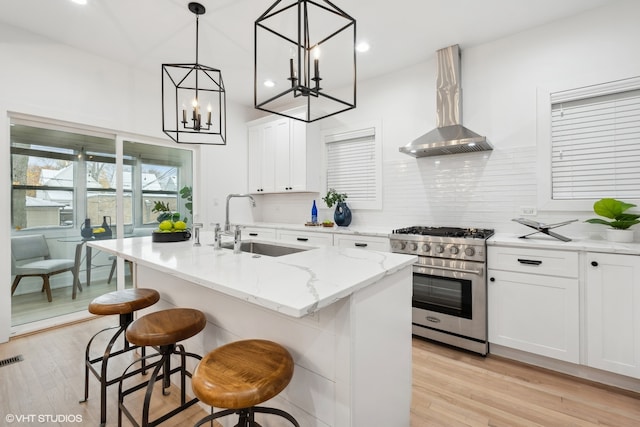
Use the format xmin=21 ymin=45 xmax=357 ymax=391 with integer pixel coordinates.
xmin=243 ymin=227 xmax=276 ymax=240
xmin=277 ymin=230 xmax=333 ymax=246
xmin=333 ymin=235 xmax=390 ymax=252
xmin=488 ymin=246 xmax=578 ymax=278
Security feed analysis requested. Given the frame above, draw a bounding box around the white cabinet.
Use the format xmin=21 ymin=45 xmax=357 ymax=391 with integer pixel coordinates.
xmin=488 ymin=246 xmax=580 ymax=363
xmin=276 ymin=229 xmax=333 ymax=246
xmin=247 ymin=116 xmax=319 ymax=194
xmin=247 ymin=121 xmax=278 ymax=193
xmin=333 ymin=234 xmax=390 ymax=252
xmin=242 ymin=226 xmax=276 ymax=240
xmin=585 ymin=252 xmax=640 ymax=379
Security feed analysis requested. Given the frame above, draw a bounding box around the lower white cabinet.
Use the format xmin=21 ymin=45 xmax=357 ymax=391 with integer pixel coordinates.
xmin=487 ymin=246 xmax=580 ymax=363
xmin=585 ymin=252 xmax=640 ymax=379
xmin=333 ymin=234 xmax=390 ymax=252
xmin=242 ymin=227 xmax=276 ymax=240
xmin=276 ymin=229 xmax=333 ymax=246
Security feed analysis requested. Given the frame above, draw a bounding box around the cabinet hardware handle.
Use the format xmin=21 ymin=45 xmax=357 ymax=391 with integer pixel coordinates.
xmin=249 ymin=233 xmax=258 ymax=237
xmin=591 ymin=261 xmax=598 ymax=267
xmin=296 ymin=238 xmax=309 ymax=242
xmin=426 ymin=316 xmax=441 ymax=323
xmin=490 ymin=277 xmax=495 ymax=282
xmin=517 ymin=258 xmax=542 ymax=265
xmin=354 ymin=243 xmax=368 ymax=247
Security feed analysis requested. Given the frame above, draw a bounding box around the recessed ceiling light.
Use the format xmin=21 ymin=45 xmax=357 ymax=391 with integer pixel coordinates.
xmin=356 ymin=42 xmax=370 ymax=53
xmin=71 ymin=0 xmax=87 ymax=4
xmin=263 ymin=79 xmax=275 ymax=88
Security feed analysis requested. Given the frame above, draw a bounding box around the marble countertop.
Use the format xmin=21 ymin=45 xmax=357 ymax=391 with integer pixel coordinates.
xmin=88 ymin=232 xmax=416 ymax=318
xmin=489 ymin=233 xmax=640 ymax=255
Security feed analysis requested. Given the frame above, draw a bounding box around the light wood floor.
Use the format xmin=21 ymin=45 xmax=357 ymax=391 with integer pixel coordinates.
xmin=1 ymin=316 xmax=639 ymax=426
xmin=411 ymin=338 xmax=640 ymax=426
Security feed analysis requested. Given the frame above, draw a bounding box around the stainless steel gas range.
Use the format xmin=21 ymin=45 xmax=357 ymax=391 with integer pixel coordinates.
xmin=390 ymin=226 xmax=494 ymax=355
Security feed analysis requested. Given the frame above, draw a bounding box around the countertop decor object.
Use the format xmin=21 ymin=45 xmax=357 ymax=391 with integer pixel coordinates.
xmin=323 ymin=188 xmax=352 ymax=226
xmin=586 ymin=198 xmax=640 ymax=242
xmin=512 ymin=218 xmax=577 ymax=242
xmin=162 ymin=2 xmax=226 ymax=145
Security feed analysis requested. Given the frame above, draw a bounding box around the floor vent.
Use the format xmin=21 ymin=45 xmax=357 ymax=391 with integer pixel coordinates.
xmin=0 ymin=355 xmax=24 ymax=367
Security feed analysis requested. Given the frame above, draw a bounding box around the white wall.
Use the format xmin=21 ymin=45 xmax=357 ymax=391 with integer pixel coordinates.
xmin=257 ymin=0 xmax=640 ymax=238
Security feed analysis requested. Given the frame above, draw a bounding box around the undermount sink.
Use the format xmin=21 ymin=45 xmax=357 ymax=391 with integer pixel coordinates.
xmin=220 ymin=241 xmax=309 ymax=257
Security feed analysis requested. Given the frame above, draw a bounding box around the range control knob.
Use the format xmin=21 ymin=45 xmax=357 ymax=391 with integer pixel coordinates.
xmin=392 ymin=241 xmax=406 ymax=251
xmin=421 ymin=243 xmax=430 ymax=252
xmin=409 ymin=242 xmax=418 ymax=251
xmin=435 ymin=245 xmax=445 ymax=254
xmin=449 ymin=246 xmax=459 ymax=255
xmin=465 ymin=247 xmax=476 ymax=257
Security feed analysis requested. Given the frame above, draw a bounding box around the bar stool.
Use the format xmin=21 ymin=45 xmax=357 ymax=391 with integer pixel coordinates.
xmin=191 ymin=339 xmax=300 ymax=427
xmin=118 ymin=307 xmax=206 ymax=427
xmin=80 ymin=288 xmax=160 ymax=427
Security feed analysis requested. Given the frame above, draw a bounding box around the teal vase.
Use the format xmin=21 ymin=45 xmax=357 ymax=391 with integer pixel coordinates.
xmin=334 ymin=202 xmax=352 ymax=227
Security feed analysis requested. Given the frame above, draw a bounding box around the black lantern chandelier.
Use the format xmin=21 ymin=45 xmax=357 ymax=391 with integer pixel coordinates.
xmin=162 ymin=2 xmax=226 ymax=145
xmin=255 ymin=0 xmax=356 ymax=123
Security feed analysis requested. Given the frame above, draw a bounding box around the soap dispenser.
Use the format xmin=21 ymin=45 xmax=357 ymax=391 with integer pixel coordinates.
xmin=311 ymin=200 xmax=318 ymax=224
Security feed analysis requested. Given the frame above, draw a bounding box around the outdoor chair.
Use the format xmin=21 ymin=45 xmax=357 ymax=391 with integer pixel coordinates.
xmin=11 ymin=234 xmax=76 ymax=302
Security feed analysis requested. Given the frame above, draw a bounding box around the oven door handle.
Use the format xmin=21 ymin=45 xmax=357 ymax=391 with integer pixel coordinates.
xmin=414 ymin=264 xmax=484 ymax=276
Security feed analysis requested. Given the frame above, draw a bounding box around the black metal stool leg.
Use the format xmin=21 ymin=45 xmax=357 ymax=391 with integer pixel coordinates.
xmin=80 ymin=312 xmax=150 ymax=427
xmin=118 ymin=344 xmax=202 ymax=427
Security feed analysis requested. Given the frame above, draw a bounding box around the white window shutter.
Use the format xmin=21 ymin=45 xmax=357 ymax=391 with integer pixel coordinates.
xmin=550 ymin=87 xmax=640 ymax=200
xmin=325 ymin=127 xmax=380 ymax=208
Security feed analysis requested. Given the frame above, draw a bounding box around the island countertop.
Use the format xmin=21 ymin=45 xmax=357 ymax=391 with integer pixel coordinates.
xmin=88 ymin=232 xmax=416 ymax=318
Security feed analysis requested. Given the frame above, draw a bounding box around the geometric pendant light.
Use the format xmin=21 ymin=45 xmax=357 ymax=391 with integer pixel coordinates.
xmin=162 ymin=2 xmax=226 ymax=144
xmin=254 ymin=0 xmax=356 ymax=123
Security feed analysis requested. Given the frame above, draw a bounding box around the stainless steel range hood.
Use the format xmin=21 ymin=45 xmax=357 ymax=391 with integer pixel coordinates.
xmin=400 ymin=45 xmax=492 ymax=158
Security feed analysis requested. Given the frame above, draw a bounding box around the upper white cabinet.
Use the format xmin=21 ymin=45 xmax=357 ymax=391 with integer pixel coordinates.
xmin=585 ymin=252 xmax=640 ymax=379
xmin=487 ymin=246 xmax=580 ymax=363
xmin=247 ymin=116 xmax=319 ymax=194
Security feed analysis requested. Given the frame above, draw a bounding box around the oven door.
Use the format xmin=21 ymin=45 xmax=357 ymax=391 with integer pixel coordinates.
xmin=412 ymin=260 xmax=486 ymax=341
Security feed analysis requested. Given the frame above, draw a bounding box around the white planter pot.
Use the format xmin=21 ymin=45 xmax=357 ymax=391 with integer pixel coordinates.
xmin=606 ymin=228 xmax=635 ymax=243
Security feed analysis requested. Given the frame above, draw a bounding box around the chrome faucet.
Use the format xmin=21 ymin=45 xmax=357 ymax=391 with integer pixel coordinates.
xmin=213 ymin=223 xmax=222 ymax=250
xmin=192 ymin=223 xmax=203 ymax=246
xmin=233 ymin=225 xmax=242 ymax=254
xmin=224 ymin=194 xmax=256 ymax=233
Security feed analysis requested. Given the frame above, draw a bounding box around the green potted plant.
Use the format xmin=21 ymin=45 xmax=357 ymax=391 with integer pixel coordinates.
xmin=323 ymin=188 xmax=351 ymax=227
xmin=585 ymin=198 xmax=640 ymax=242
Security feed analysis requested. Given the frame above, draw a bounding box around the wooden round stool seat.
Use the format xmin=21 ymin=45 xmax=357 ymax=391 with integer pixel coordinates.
xmin=126 ymin=308 xmax=206 ymax=347
xmin=88 ymin=288 xmax=160 ymax=316
xmin=192 ymin=339 xmax=294 ymax=409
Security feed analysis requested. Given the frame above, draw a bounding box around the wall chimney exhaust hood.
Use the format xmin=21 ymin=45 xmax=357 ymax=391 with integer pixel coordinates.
xmin=400 ymin=44 xmax=492 ymax=158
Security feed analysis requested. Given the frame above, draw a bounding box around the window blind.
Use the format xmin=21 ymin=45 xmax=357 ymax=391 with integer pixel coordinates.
xmin=325 ymin=128 xmax=377 ymax=203
xmin=550 ymin=88 xmax=640 ymax=200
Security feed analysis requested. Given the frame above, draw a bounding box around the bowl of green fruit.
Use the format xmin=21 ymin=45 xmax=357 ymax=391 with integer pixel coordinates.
xmin=151 ymin=201 xmax=191 ymax=242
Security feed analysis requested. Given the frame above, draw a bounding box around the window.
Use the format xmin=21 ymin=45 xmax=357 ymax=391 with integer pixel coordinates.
xmin=538 ymin=76 xmax=640 ymax=209
xmin=10 ymin=119 xmax=193 ymax=232
xmin=322 ymin=123 xmax=382 ymax=209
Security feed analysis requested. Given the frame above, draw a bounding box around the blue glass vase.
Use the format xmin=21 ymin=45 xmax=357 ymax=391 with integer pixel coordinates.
xmin=334 ymin=202 xmax=352 ymax=227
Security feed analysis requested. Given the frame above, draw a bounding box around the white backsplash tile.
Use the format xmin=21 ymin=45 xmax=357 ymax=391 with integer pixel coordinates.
xmin=258 ymin=145 xmax=601 ymax=237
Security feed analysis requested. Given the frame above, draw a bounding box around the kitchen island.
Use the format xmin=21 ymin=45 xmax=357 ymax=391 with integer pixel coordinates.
xmin=89 ymin=233 xmax=416 ymax=427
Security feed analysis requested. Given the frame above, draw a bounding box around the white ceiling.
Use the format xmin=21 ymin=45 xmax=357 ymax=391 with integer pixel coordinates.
xmin=0 ymin=0 xmax=614 ymax=107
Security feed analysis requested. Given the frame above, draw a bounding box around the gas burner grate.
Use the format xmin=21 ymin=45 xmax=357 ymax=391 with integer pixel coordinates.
xmin=392 ymin=226 xmax=494 ymax=239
